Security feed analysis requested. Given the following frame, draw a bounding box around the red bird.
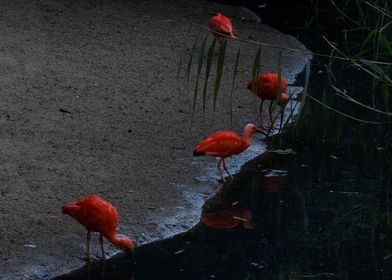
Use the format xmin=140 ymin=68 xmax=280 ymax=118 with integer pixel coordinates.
xmin=247 ymin=73 xmax=289 ymax=131
xmin=62 ymin=195 xmax=135 ymax=262
xmin=193 ymin=123 xmax=257 ymax=182
xmin=209 ymin=12 xmax=235 ymax=48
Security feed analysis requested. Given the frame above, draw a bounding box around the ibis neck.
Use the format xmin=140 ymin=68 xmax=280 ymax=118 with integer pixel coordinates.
xmin=107 ymin=234 xmax=128 ymax=248
xmin=243 ymin=128 xmax=254 ymax=147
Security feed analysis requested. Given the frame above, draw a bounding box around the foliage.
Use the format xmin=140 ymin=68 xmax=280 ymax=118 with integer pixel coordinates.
xmin=178 ymin=0 xmax=392 ymax=148
xmin=291 ymin=0 xmax=392 ymax=146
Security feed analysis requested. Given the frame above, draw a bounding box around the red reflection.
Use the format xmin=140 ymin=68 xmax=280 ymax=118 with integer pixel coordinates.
xmin=256 ymin=175 xmax=282 ymax=192
xmin=200 ymin=203 xmax=254 ymax=229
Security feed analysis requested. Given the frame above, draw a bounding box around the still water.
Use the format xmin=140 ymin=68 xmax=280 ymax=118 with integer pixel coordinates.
xmin=55 ymin=144 xmax=392 ymax=279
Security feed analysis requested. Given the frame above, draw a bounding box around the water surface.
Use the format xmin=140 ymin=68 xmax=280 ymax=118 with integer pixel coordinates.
xmin=55 ymin=145 xmax=392 ymax=279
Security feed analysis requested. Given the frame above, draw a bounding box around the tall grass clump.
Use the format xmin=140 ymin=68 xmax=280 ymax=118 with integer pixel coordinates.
xmin=290 ymin=0 xmax=392 ymax=148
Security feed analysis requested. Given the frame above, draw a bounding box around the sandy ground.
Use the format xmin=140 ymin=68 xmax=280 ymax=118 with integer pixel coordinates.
xmin=0 ymin=0 xmax=309 ymax=279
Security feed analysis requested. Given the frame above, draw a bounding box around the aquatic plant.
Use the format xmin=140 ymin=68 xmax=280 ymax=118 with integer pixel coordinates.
xmin=290 ymin=0 xmax=392 ymax=146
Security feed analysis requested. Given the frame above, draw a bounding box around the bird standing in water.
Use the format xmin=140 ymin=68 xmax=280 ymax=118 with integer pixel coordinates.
xmin=193 ymin=123 xmax=257 ymax=182
xmin=209 ymin=12 xmax=235 ymax=49
xmin=247 ymin=73 xmax=289 ymax=131
xmin=62 ymin=195 xmax=135 ymax=262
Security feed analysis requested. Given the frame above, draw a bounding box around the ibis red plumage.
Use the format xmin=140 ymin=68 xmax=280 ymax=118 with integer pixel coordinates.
xmin=193 ymin=123 xmax=257 ymax=181
xmin=209 ymin=12 xmax=235 ymax=49
xmin=62 ymin=195 xmax=134 ymax=262
xmin=247 ymin=73 xmax=289 ymax=131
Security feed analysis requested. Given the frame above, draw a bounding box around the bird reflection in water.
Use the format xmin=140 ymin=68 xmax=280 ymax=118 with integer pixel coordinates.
xmin=200 ymin=202 xmax=254 ymax=229
xmin=255 ymin=171 xmax=285 ymax=192
xmin=241 ymin=153 xmax=287 ymax=193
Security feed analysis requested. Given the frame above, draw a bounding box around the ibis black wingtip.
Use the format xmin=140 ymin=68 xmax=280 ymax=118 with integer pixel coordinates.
xmin=193 ymin=150 xmax=205 ymax=156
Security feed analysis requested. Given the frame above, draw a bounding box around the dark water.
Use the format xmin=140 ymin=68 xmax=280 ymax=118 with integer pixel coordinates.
xmin=54 ymin=145 xmax=392 ymax=279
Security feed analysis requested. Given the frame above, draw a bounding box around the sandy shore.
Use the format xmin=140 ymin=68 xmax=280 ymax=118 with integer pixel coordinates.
xmin=0 ymin=0 xmax=309 ymax=279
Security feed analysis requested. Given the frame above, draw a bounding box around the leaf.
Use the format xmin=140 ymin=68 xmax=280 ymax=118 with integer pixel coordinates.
xmin=384 ymin=252 xmax=392 ymax=260
xmin=359 ymin=58 xmax=392 ymax=85
xmin=360 ymin=29 xmax=377 ymax=53
xmin=268 ymin=148 xmax=297 ymax=155
xmin=382 ymin=81 xmax=390 ymax=112
xmin=334 ymin=118 xmax=344 ymax=144
xmin=230 ymin=46 xmax=241 ymax=128
xmin=282 ymin=93 xmax=301 ymax=128
xmin=381 ymin=33 xmax=392 ymax=56
xmin=272 ymin=52 xmax=283 ymax=129
xmin=251 ymin=47 xmax=261 ymax=112
xmin=276 ymin=52 xmax=283 ymax=104
xmin=293 ymin=60 xmax=311 ymax=135
xmin=186 ymin=33 xmax=200 ymax=93
xmin=192 ymin=34 xmax=208 ymax=120
xmin=202 ymin=38 xmax=216 ymax=117
xmin=213 ymin=39 xmax=227 ymax=113
xmin=177 ymin=23 xmax=193 ymax=84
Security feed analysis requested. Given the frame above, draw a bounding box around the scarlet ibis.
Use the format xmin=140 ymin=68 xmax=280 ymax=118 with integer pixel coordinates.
xmin=247 ymin=73 xmax=289 ymax=131
xmin=209 ymin=12 xmax=235 ymax=49
xmin=62 ymin=195 xmax=135 ymax=262
xmin=193 ymin=123 xmax=257 ymax=182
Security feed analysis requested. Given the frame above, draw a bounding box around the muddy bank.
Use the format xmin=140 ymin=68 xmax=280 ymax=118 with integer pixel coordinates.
xmin=0 ymin=0 xmax=309 ymax=279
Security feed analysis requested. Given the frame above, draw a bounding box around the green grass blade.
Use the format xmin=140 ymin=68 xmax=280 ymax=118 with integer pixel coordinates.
xmin=360 ymin=29 xmax=377 ymax=53
xmin=293 ymin=60 xmax=311 ymax=135
xmin=382 ymin=82 xmax=390 ymax=112
xmin=202 ymin=38 xmax=216 ymax=117
xmin=381 ymin=34 xmax=392 ymax=56
xmin=277 ymin=51 xmax=283 ymax=104
xmin=251 ymin=47 xmax=261 ymax=112
xmin=230 ymin=46 xmax=241 ymax=128
xmin=360 ymin=59 xmax=392 ymax=84
xmin=282 ymin=94 xmax=300 ymax=128
xmin=176 ymin=23 xmax=193 ymax=85
xmin=186 ymin=32 xmax=200 ymax=94
xmin=192 ymin=34 xmax=208 ymax=120
xmin=273 ymin=52 xmax=283 ymax=129
xmin=213 ymin=39 xmax=227 ymax=113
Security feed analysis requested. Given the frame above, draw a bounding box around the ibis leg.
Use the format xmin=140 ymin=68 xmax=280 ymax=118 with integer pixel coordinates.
xmin=84 ymin=231 xmax=92 ymax=262
xmin=217 ymin=158 xmax=224 ymax=182
xmin=222 ymin=159 xmax=233 ymax=179
xmin=99 ymin=234 xmax=106 ymax=261
xmin=268 ymin=101 xmax=274 ymax=130
xmin=258 ymin=100 xmax=267 ymax=131
xmin=279 ymin=107 xmax=284 ymax=132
